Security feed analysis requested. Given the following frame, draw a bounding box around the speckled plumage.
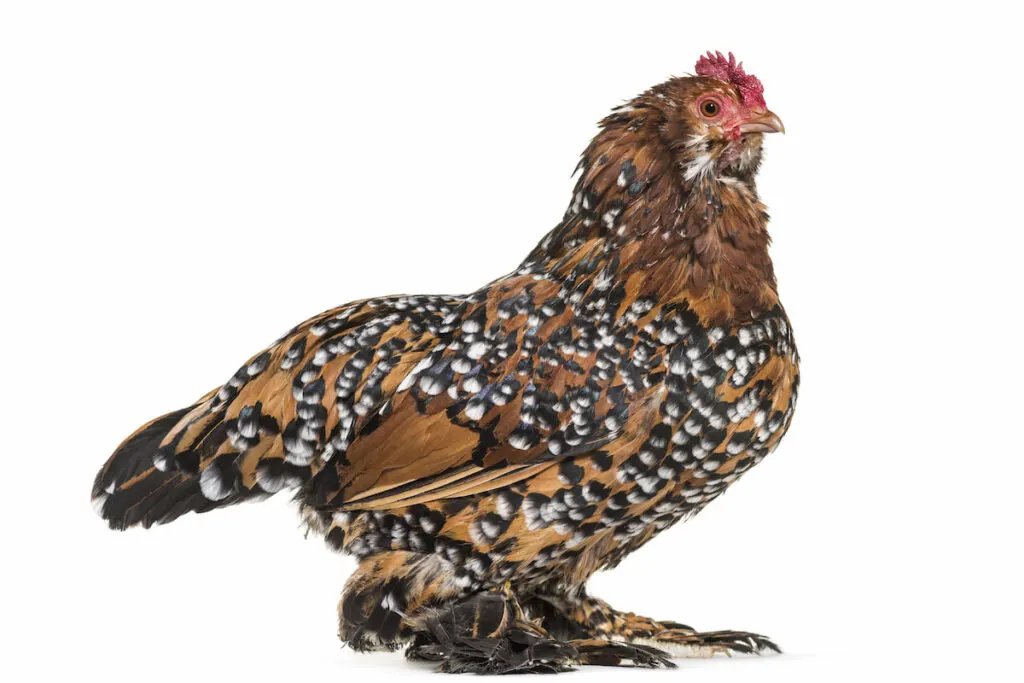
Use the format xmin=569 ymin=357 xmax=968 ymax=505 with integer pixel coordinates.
xmin=93 ymin=52 xmax=798 ymax=673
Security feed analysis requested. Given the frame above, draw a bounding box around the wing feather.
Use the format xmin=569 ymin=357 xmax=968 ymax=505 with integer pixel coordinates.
xmin=140 ymin=265 xmax=690 ymax=515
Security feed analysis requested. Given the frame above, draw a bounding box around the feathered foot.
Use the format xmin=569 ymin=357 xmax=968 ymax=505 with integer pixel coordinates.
xmin=526 ymin=590 xmax=780 ymax=659
xmin=410 ymin=592 xmax=575 ymax=673
xmin=408 ymin=592 xmax=673 ymax=673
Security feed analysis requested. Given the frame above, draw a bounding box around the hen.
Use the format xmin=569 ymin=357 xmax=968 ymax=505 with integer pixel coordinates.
xmin=93 ymin=51 xmax=798 ymax=673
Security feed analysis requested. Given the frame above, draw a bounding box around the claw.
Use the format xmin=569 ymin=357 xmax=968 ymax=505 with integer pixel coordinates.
xmin=572 ymin=639 xmax=676 ymax=668
xmin=649 ymin=628 xmax=781 ymax=657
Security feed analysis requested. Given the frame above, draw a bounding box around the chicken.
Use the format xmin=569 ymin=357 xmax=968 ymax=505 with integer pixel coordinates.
xmin=92 ymin=51 xmax=798 ymax=674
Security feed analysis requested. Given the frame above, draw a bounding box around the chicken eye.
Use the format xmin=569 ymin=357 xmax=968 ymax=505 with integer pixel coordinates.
xmin=700 ymin=99 xmax=720 ymax=117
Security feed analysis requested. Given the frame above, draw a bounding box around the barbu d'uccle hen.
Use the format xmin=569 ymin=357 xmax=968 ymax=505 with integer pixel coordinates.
xmin=93 ymin=51 xmax=799 ymax=674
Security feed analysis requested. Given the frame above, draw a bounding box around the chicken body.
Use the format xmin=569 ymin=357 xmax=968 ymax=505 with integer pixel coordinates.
xmin=93 ymin=53 xmax=798 ymax=673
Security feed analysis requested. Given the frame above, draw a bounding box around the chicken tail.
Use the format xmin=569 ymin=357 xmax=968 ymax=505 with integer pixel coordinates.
xmin=91 ymin=403 xmax=260 ymax=530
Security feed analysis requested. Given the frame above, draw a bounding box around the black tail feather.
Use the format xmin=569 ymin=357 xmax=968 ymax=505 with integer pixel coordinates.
xmin=92 ymin=408 xmax=190 ymax=501
xmin=92 ymin=406 xmax=246 ymax=530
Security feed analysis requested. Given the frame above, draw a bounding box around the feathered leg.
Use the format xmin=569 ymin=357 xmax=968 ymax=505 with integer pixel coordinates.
xmin=338 ymin=551 xmax=467 ymax=652
xmin=408 ymin=589 xmax=673 ymax=673
xmin=337 ymin=553 xmax=671 ymax=673
xmin=525 ymin=589 xmax=781 ymax=658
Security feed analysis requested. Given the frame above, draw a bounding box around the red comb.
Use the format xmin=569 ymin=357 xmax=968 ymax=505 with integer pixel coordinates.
xmin=695 ymin=51 xmax=766 ymax=109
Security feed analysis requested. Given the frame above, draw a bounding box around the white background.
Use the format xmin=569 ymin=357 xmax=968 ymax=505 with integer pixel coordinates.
xmin=2 ymin=2 xmax=1021 ymax=681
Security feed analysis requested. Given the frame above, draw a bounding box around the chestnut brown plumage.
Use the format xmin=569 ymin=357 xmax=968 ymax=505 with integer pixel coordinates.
xmin=92 ymin=51 xmax=798 ymax=673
